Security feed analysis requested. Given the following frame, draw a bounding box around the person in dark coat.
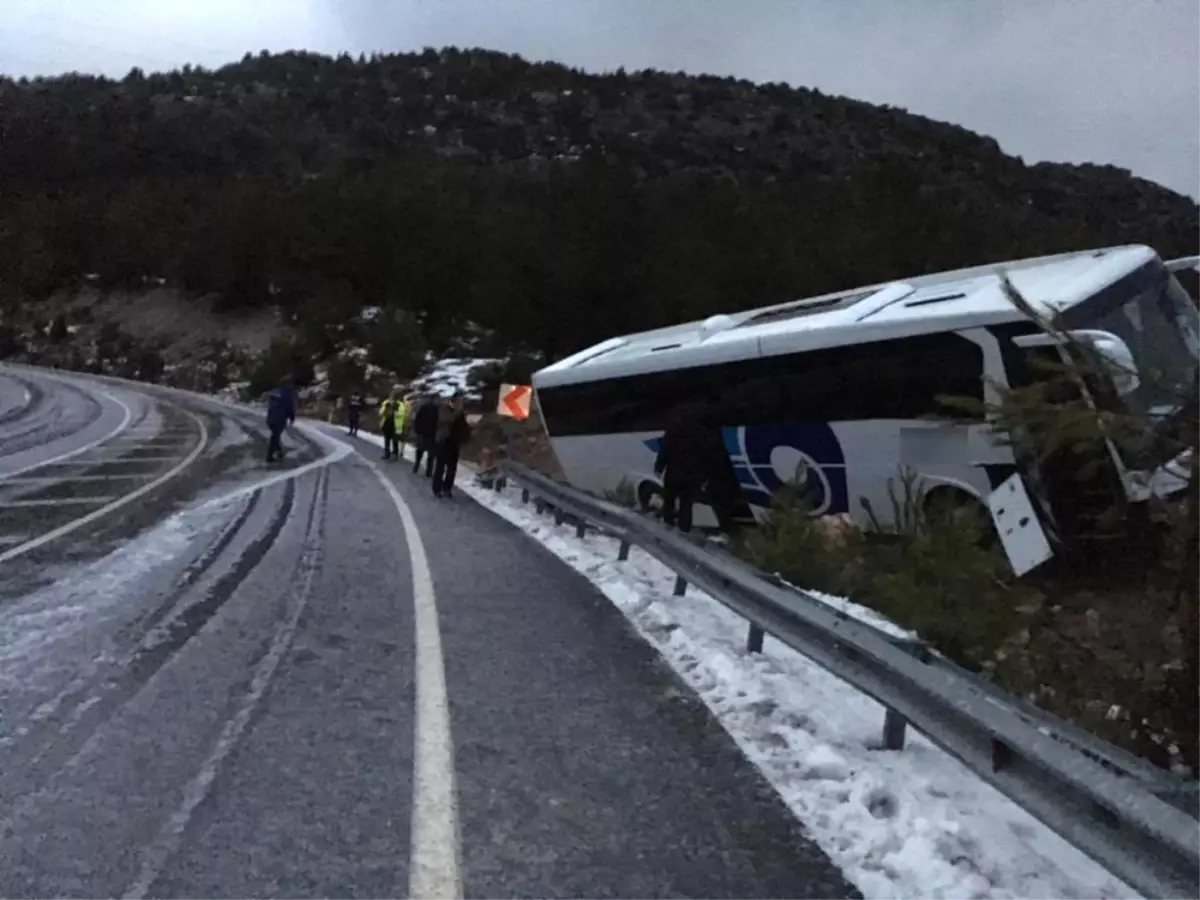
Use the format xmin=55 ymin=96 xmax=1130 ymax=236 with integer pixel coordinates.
xmin=654 ymin=402 xmax=726 ymax=532
xmin=432 ymin=393 xmax=471 ymax=499
xmin=347 ymin=393 xmax=364 ymax=437
xmin=265 ymin=377 xmax=297 ymax=463
xmin=411 ymin=394 xmax=440 ymax=477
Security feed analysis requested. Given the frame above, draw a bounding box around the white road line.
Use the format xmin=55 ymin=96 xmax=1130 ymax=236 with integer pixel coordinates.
xmin=77 ymin=454 xmax=189 ymax=463
xmin=368 ymin=458 xmax=462 ymax=900
xmin=44 ymin=457 xmax=183 ymax=467
xmin=0 ymin=496 xmax=117 ymax=508
xmin=0 ymin=474 xmax=153 ymax=484
xmin=189 ymin=424 xmax=352 ymax=513
xmin=0 ymin=412 xmax=208 ymax=565
xmin=0 ymin=385 xmax=134 ymax=482
xmin=110 ymin=438 xmax=189 ymax=446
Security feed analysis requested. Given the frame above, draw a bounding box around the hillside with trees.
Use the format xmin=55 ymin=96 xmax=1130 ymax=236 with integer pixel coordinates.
xmin=1 ymin=46 xmax=1197 ymax=382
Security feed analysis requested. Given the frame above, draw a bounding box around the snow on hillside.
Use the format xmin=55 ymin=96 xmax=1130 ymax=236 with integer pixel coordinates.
xmin=409 ymin=356 xmax=501 ymax=399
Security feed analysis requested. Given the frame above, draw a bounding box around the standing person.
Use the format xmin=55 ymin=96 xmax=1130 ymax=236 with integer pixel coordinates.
xmin=653 ymin=403 xmax=710 ymax=532
xmin=696 ymin=411 xmax=744 ymax=533
xmin=432 ymin=393 xmax=471 ymax=499
xmin=411 ymin=394 xmax=439 ymax=477
xmin=265 ymin=376 xmax=296 ymax=464
xmin=379 ymin=388 xmax=401 ymax=460
xmin=347 ymin=392 xmax=364 ymax=437
xmin=396 ymin=388 xmax=415 ymax=458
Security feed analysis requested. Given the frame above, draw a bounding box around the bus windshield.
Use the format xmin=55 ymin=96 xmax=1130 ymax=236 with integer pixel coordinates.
xmin=1064 ymin=267 xmax=1198 ymax=488
xmin=1081 ymin=271 xmax=1199 ymax=421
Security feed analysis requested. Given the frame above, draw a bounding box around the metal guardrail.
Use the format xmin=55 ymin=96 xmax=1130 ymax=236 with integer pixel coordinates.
xmin=499 ymin=460 xmax=1200 ymax=900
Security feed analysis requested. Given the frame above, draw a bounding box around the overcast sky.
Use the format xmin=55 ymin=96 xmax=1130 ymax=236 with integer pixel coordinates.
xmin=3 ymin=0 xmax=1197 ymax=199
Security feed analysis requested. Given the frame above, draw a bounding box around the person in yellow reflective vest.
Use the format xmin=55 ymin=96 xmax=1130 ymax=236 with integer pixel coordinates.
xmin=379 ymin=387 xmax=407 ymax=461
xmin=395 ymin=392 xmax=410 ymax=457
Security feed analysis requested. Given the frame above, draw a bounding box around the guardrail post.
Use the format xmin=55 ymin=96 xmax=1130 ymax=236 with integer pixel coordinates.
xmin=880 ymin=640 xmax=931 ymax=751
xmin=575 ymin=519 xmax=586 ymax=539
xmin=746 ymin=624 xmax=765 ymax=654
xmin=535 ymin=498 xmax=545 ymax=514
xmin=673 ymin=575 xmax=687 ymax=596
xmin=521 ymin=488 xmax=530 ymax=504
xmin=881 ymin=708 xmax=908 ymax=751
xmin=554 ymin=508 xmax=565 ymax=526
xmin=617 ymin=540 xmax=631 ymax=561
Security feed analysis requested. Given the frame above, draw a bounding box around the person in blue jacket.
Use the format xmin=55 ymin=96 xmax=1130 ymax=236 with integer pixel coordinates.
xmin=266 ymin=376 xmax=297 ymax=463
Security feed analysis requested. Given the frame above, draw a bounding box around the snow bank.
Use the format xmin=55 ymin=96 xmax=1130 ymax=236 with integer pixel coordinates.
xmin=460 ymin=478 xmax=1137 ymax=900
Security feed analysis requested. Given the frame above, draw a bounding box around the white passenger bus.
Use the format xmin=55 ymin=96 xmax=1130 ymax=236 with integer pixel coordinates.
xmin=532 ymin=245 xmax=1199 ymax=537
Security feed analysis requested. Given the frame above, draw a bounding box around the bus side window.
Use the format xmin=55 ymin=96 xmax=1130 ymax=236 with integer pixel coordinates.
xmin=773 ymin=335 xmax=985 ymax=424
xmin=714 ymin=375 xmax=785 ymax=426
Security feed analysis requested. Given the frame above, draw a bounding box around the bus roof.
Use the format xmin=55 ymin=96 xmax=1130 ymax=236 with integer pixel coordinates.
xmin=535 ymin=244 xmax=1158 ymax=388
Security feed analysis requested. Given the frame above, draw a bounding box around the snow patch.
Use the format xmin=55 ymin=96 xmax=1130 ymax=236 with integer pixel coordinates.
xmin=0 ymin=504 xmax=237 ymax=734
xmin=788 ymin=582 xmax=915 ymax=640
xmin=800 ymin=744 xmax=852 ymax=781
xmin=409 ymin=356 xmax=500 ymax=400
xmin=458 ymin=479 xmax=1138 ymax=900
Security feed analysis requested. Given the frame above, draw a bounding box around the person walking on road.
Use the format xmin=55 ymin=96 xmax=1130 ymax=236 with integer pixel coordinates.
xmin=432 ymin=393 xmax=471 ymax=499
xmin=411 ymin=394 xmax=439 ymax=477
xmin=347 ymin=392 xmax=364 ymax=437
xmin=265 ymin=376 xmax=296 ymax=464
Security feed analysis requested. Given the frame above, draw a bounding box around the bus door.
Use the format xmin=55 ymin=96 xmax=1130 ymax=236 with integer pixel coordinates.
xmin=1007 ymin=337 xmax=1130 ymax=550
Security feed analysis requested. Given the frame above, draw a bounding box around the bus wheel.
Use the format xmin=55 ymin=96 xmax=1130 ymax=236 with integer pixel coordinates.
xmin=638 ymin=482 xmax=664 ymax=515
xmin=923 ymin=487 xmax=994 ymax=542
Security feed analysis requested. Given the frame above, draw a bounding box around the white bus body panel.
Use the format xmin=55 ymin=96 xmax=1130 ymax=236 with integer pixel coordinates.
xmin=549 ymin=419 xmax=1010 ymax=530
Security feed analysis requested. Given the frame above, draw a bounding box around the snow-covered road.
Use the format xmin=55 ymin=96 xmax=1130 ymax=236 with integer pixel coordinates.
xmin=0 ymin=371 xmax=860 ymax=898
xmin=459 ymin=472 xmax=1139 ymax=900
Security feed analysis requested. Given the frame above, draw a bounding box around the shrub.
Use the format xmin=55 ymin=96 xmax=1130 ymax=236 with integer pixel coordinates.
xmin=136 ymin=348 xmax=165 ymax=382
xmin=0 ymin=324 xmax=20 ymax=358
xmin=367 ymin=310 xmax=426 ymax=379
xmin=739 ymin=468 xmax=1039 ymax=671
xmin=327 ymin=353 xmax=367 ymax=396
xmin=860 ymin=508 xmax=1041 ymax=671
xmin=298 ymin=285 xmax=355 ymax=359
xmin=48 ymin=313 xmax=68 ymax=344
xmin=602 ymin=477 xmax=637 ymax=509
xmin=736 ymin=486 xmax=864 ymax=597
xmin=248 ymin=338 xmax=313 ymax=397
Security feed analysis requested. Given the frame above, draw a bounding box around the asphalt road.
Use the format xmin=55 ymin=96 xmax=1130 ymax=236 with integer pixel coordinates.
xmin=0 ymin=365 xmax=858 ymax=899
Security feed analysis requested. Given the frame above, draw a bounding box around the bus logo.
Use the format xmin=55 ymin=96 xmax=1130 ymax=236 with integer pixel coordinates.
xmin=644 ymin=424 xmax=848 ymax=515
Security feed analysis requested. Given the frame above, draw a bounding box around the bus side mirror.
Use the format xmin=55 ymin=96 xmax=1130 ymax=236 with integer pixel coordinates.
xmin=1078 ymin=331 xmax=1140 ymax=397
xmin=1013 ymin=329 xmax=1140 ymax=396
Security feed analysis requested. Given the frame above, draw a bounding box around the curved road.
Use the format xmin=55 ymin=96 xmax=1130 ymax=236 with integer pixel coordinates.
xmin=0 ymin=365 xmax=857 ymax=899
